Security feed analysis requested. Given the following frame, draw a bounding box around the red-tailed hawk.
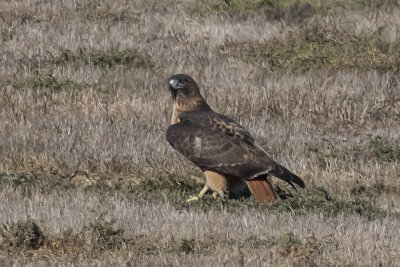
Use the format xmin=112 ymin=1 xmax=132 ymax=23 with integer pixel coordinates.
xmin=166 ymin=74 xmax=305 ymax=202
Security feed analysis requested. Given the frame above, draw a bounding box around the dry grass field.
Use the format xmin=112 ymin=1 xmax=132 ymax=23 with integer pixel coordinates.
xmin=1 ymin=0 xmax=400 ymax=265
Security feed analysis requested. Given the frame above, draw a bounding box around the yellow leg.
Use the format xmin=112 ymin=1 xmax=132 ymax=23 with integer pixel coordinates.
xmin=212 ymin=191 xmax=225 ymax=199
xmin=186 ymin=186 xmax=209 ymax=202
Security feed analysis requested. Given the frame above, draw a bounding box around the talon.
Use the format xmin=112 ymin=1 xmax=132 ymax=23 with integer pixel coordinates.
xmin=212 ymin=191 xmax=225 ymax=199
xmin=186 ymin=185 xmax=210 ymax=202
xmin=186 ymin=195 xmax=200 ymax=202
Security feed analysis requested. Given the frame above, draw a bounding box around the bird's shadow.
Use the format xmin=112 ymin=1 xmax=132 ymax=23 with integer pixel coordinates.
xmin=275 ymin=185 xmax=296 ymax=200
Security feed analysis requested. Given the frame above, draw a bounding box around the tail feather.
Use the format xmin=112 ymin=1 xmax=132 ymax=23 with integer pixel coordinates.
xmin=245 ymin=178 xmax=278 ymax=202
xmin=270 ymin=165 xmax=305 ymax=190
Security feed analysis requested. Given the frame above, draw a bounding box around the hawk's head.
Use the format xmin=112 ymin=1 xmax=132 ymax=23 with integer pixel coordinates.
xmin=168 ymin=74 xmax=200 ymax=101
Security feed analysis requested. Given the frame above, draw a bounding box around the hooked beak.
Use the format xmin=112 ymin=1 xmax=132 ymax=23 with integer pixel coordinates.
xmin=168 ymin=79 xmax=184 ymax=91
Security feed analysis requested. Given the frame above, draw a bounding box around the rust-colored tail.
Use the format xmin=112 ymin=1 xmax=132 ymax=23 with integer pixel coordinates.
xmin=245 ymin=178 xmax=278 ymax=202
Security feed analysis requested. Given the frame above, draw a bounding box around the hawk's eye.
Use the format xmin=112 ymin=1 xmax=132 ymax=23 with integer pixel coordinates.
xmin=180 ymin=80 xmax=187 ymax=85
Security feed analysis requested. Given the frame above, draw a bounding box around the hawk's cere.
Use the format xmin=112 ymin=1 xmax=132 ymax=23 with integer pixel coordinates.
xmin=166 ymin=74 xmax=305 ymax=202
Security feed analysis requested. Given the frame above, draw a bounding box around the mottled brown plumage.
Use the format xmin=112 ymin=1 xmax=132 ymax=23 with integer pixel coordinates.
xmin=166 ymin=74 xmax=304 ymax=202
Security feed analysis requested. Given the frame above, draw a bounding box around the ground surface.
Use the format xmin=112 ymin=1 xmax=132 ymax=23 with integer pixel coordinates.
xmin=1 ymin=0 xmax=400 ymax=266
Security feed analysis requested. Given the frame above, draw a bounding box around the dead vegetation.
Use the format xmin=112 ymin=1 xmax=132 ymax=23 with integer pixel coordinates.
xmin=1 ymin=0 xmax=400 ymax=265
xmin=0 ymin=217 xmax=335 ymax=265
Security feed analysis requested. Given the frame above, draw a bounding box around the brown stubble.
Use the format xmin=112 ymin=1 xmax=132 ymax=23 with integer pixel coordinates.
xmin=1 ymin=0 xmax=400 ymax=265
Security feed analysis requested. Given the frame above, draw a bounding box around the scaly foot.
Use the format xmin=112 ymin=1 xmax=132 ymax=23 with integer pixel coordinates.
xmin=186 ymin=195 xmax=200 ymax=202
xmin=212 ymin=191 xmax=225 ymax=199
xmin=186 ymin=185 xmax=210 ymax=202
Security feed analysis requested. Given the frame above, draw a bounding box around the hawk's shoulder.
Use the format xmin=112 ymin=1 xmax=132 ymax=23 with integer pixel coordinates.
xmin=166 ymin=110 xmax=282 ymax=181
xmin=175 ymin=110 xmax=255 ymax=145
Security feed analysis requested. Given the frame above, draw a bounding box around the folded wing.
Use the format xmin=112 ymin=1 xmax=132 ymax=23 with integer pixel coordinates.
xmin=166 ymin=111 xmax=304 ymax=189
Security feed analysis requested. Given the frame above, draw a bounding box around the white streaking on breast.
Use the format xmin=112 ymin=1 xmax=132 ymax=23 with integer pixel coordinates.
xmin=194 ymin=136 xmax=202 ymax=157
xmin=195 ymin=136 xmax=201 ymax=148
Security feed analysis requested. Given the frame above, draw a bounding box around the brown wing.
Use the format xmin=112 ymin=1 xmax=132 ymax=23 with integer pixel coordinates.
xmin=166 ymin=111 xmax=305 ymax=189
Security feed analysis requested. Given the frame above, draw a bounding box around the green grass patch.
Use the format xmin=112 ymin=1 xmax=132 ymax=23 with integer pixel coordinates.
xmin=272 ymin=187 xmax=388 ymax=221
xmin=0 ymin=219 xmax=44 ymax=250
xmin=128 ymin=173 xmax=203 ymax=200
xmin=13 ymin=71 xmax=88 ymax=93
xmin=54 ymin=47 xmax=152 ymax=68
xmin=269 ymin=232 xmax=333 ymax=258
xmin=185 ymin=0 xmax=399 ymax=16
xmin=0 ymin=218 xmax=334 ymax=260
xmin=350 ymin=179 xmax=400 ymax=198
xmin=89 ymin=217 xmax=124 ymax=250
xmin=185 ymin=0 xmax=332 ymax=16
xmin=134 ymin=176 xmax=390 ymax=221
xmin=353 ymin=0 xmax=400 ymax=8
xmin=0 ymin=166 xmax=393 ymax=221
xmin=370 ymin=136 xmax=400 ymax=162
xmin=246 ymin=23 xmax=400 ymax=72
xmin=85 ymin=2 xmax=138 ymax=22
xmin=227 ymin=0 xmax=333 ymax=15
xmin=166 ymin=184 xmax=390 ymax=221
xmin=0 ymin=168 xmax=74 ymax=193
